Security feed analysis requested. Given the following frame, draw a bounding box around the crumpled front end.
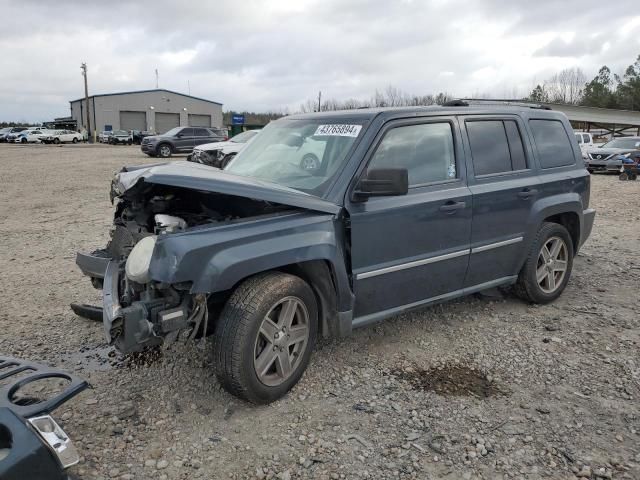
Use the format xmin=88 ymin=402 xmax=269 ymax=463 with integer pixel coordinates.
xmin=74 ymin=164 xmax=332 ymax=353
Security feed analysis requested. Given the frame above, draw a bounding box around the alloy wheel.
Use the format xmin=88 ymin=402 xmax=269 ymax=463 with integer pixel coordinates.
xmin=536 ymin=236 xmax=568 ymax=294
xmin=253 ymin=296 xmax=309 ymax=387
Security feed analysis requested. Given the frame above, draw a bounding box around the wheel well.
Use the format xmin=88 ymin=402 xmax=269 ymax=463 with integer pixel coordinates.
xmin=209 ymin=261 xmax=340 ymax=338
xmin=157 ymin=142 xmax=173 ymax=152
xmin=277 ymin=261 xmax=339 ymax=338
xmin=543 ymin=212 xmax=579 ymax=254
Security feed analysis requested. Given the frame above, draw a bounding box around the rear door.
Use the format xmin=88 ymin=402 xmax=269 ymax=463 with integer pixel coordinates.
xmin=460 ymin=115 xmax=540 ymax=287
xmin=347 ymin=117 xmax=472 ymax=323
xmin=193 ymin=128 xmax=213 ymax=147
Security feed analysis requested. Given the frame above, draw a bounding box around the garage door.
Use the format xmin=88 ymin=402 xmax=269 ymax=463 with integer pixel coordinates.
xmin=188 ymin=114 xmax=211 ymax=127
xmin=155 ymin=113 xmax=180 ymax=134
xmin=119 ymin=111 xmax=147 ymax=131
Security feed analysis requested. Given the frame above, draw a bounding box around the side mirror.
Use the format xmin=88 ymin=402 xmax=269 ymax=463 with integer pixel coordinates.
xmin=176 ymin=133 xmax=183 ymax=138
xmin=353 ymin=168 xmax=408 ymax=201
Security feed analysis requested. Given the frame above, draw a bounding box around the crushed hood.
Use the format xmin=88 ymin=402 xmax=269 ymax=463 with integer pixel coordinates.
xmin=112 ymin=161 xmax=341 ymax=215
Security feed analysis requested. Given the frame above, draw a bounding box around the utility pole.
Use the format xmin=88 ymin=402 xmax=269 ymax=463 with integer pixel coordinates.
xmin=317 ymin=91 xmax=322 ymax=112
xmin=155 ymin=69 xmax=159 ymax=89
xmin=81 ymin=62 xmax=92 ymax=143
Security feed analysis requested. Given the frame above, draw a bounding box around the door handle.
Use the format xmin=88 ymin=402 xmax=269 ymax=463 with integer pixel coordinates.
xmin=517 ymin=188 xmax=538 ymax=199
xmin=439 ymin=201 xmax=466 ymax=213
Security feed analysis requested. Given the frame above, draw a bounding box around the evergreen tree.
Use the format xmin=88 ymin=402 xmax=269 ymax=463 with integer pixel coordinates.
xmin=582 ymin=66 xmax=617 ymax=108
xmin=616 ymin=55 xmax=640 ymax=111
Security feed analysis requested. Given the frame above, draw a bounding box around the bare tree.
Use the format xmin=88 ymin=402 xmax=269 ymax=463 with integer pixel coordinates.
xmin=544 ymin=67 xmax=586 ymax=105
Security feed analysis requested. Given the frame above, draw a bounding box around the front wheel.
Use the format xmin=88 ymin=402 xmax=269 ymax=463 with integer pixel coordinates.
xmin=53 ymin=138 xmax=60 ymax=144
xmin=157 ymin=143 xmax=172 ymax=158
xmin=213 ymin=272 xmax=318 ymax=404
xmin=72 ymin=137 xmax=78 ymax=144
xmin=515 ymin=222 xmax=574 ymax=304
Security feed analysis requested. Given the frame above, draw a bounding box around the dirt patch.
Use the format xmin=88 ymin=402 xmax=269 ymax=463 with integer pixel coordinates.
xmin=392 ymin=364 xmax=505 ymax=398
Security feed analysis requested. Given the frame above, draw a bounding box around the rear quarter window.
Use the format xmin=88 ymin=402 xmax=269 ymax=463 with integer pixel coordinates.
xmin=529 ymin=119 xmax=575 ymax=169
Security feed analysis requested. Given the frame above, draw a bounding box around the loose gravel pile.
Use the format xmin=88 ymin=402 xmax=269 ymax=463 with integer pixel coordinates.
xmin=0 ymin=144 xmax=638 ymax=480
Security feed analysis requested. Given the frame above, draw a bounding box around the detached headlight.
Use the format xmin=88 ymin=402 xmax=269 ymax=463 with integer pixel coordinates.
xmin=125 ymin=235 xmax=157 ymax=283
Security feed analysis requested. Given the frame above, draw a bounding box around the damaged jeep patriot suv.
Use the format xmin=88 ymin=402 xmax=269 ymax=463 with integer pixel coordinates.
xmin=76 ymin=103 xmax=595 ymax=404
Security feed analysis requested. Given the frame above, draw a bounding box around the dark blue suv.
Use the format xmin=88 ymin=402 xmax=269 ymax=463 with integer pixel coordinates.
xmin=76 ymin=103 xmax=595 ymax=404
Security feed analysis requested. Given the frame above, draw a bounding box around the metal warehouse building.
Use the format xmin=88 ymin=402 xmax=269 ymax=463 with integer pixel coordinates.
xmin=70 ymin=89 xmax=223 ymax=135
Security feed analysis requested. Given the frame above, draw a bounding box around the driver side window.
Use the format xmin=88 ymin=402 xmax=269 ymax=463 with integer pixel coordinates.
xmin=368 ymin=123 xmax=457 ymax=187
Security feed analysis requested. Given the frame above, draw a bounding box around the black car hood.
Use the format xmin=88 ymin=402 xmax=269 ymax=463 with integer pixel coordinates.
xmin=113 ymin=161 xmax=341 ymax=215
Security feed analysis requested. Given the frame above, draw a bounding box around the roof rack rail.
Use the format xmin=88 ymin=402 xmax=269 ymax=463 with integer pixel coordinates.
xmin=442 ymin=100 xmax=469 ymax=107
xmin=457 ymin=98 xmax=552 ymax=110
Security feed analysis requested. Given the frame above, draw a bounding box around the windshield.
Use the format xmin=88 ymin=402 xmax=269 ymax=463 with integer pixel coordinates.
xmin=601 ymin=138 xmax=640 ymax=149
xmin=230 ymin=130 xmax=258 ymax=143
xmin=114 ymin=130 xmax=128 ymax=135
xmin=225 ymin=118 xmax=365 ymax=197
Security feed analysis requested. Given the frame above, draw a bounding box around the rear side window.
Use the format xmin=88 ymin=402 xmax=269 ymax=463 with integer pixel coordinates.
xmin=466 ymin=120 xmax=528 ymax=176
xmin=529 ymin=120 xmax=575 ymax=168
xmin=368 ymin=122 xmax=457 ymax=187
xmin=194 ymin=128 xmax=210 ymax=137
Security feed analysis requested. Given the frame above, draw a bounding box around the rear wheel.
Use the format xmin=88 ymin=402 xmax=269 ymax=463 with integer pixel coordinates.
xmin=213 ymin=272 xmax=317 ymax=404
xmin=157 ymin=143 xmax=172 ymax=158
xmin=515 ymin=222 xmax=574 ymax=304
xmin=53 ymin=138 xmax=60 ymax=144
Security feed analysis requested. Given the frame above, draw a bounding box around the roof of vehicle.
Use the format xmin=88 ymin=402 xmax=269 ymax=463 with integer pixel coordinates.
xmin=286 ymin=103 xmax=564 ymax=122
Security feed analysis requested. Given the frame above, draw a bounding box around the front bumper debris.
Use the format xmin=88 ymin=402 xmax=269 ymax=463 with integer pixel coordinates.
xmin=102 ymin=261 xmax=163 ymax=353
xmin=75 ymin=251 xmax=110 ymax=280
xmin=0 ymin=355 xmax=88 ymax=480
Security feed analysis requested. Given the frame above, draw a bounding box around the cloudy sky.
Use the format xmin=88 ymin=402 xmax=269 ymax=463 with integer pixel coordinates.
xmin=2 ymin=0 xmax=639 ymax=122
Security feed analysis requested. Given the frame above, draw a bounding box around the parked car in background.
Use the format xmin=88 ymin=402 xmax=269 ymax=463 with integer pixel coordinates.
xmin=574 ymin=132 xmax=594 ymax=159
xmin=140 ymin=126 xmax=227 ymax=158
xmin=99 ymin=131 xmax=113 ymax=143
xmin=0 ymin=127 xmax=28 ymax=142
xmin=188 ymin=129 xmax=260 ymax=168
xmin=131 ymin=130 xmax=153 ymax=145
xmin=76 ymin=104 xmax=594 ymax=404
xmin=585 ymin=136 xmax=640 ymax=173
xmin=108 ymin=130 xmax=133 ymax=145
xmin=40 ymin=130 xmax=83 ymax=144
xmin=14 ymin=129 xmax=52 ymax=143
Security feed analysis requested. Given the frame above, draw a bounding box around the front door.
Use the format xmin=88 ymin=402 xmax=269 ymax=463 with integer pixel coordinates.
xmin=346 ymin=118 xmax=472 ymax=324
xmin=459 ymin=115 xmax=540 ymax=287
xmin=176 ymin=127 xmax=196 ymax=152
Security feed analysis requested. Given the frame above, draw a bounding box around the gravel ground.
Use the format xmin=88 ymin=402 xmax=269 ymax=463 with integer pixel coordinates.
xmin=0 ymin=144 xmax=639 ymax=480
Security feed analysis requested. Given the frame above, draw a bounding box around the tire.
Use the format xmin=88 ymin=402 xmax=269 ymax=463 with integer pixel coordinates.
xmin=213 ymin=272 xmax=318 ymax=404
xmin=630 ymin=173 xmax=638 ymax=181
xmin=157 ymin=143 xmax=172 ymax=158
xmin=619 ymin=172 xmax=629 ymax=181
xmin=53 ymin=138 xmax=60 ymax=144
xmin=220 ymin=153 xmax=236 ymax=169
xmin=21 ymin=138 xmax=27 ymax=144
xmin=127 ymin=139 xmax=132 ymax=145
xmin=72 ymin=137 xmax=78 ymax=144
xmin=515 ymin=222 xmax=574 ymax=304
